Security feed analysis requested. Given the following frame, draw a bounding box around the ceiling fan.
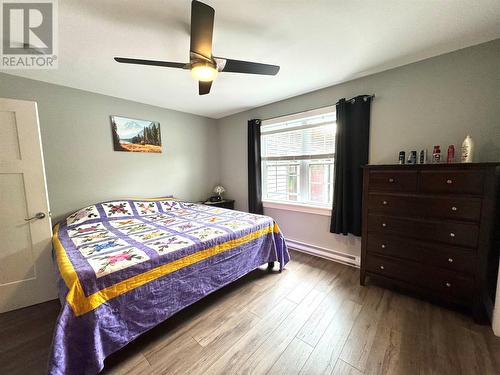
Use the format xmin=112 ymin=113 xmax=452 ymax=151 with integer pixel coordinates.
xmin=114 ymin=0 xmax=280 ymax=95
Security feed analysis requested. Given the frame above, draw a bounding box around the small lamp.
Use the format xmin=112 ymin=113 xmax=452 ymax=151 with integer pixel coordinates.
xmin=213 ymin=185 xmax=226 ymax=201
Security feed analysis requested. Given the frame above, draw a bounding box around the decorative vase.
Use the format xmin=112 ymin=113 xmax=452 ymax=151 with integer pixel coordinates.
xmin=461 ymin=135 xmax=474 ymax=163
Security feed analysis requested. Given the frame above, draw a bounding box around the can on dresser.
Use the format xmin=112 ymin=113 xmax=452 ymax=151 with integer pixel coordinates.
xmin=408 ymin=151 xmax=417 ymax=164
xmin=398 ymin=151 xmax=406 ymax=164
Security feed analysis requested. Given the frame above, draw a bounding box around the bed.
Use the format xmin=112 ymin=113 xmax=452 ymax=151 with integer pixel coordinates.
xmin=48 ymin=198 xmax=289 ymax=375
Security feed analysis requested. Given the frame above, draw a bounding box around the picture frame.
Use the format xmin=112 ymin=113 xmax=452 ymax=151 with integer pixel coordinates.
xmin=110 ymin=115 xmax=162 ymax=153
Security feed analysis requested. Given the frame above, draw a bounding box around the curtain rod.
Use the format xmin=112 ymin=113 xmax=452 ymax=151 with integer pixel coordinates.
xmin=336 ymin=94 xmax=375 ymax=105
xmin=260 ymin=94 xmax=375 ymax=122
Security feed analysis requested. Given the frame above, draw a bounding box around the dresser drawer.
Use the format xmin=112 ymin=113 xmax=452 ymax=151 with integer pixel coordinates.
xmin=366 ymin=233 xmax=475 ymax=275
xmin=367 ymin=194 xmax=482 ymax=222
xmin=365 ymin=254 xmax=473 ymax=302
xmin=368 ymin=170 xmax=417 ymax=192
xmin=420 ymin=170 xmax=484 ymax=195
xmin=367 ymin=214 xmax=479 ymax=248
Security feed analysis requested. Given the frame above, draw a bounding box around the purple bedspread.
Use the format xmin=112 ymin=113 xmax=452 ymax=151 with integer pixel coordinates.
xmin=48 ymin=198 xmax=289 ymax=374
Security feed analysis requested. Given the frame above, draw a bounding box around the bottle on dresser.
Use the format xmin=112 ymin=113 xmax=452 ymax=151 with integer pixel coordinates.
xmin=432 ymin=145 xmax=441 ymax=163
xmin=461 ymin=135 xmax=474 ymax=163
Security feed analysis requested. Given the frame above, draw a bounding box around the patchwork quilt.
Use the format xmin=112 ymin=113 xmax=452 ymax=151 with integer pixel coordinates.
xmin=48 ymin=198 xmax=289 ymax=375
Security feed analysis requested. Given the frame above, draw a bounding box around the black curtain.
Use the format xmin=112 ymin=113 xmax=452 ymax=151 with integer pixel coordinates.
xmin=330 ymin=95 xmax=372 ymax=236
xmin=248 ymin=119 xmax=263 ymax=214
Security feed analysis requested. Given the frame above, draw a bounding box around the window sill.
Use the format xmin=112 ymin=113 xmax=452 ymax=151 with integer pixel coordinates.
xmin=262 ymin=200 xmax=332 ymax=216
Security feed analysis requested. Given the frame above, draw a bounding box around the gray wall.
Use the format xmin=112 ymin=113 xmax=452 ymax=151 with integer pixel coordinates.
xmin=0 ymin=73 xmax=219 ymax=223
xmin=216 ymin=39 xmax=500 ymax=257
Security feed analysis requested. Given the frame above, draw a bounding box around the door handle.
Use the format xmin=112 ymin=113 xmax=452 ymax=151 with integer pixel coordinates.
xmin=25 ymin=212 xmax=46 ymax=221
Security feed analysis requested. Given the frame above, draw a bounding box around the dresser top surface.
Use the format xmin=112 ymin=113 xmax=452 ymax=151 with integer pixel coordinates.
xmin=364 ymin=162 xmax=500 ymax=170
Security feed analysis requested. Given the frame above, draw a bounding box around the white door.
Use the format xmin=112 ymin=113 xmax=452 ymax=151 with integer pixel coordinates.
xmin=0 ymin=98 xmax=56 ymax=313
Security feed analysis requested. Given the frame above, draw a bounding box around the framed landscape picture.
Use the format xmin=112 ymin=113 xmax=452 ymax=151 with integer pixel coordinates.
xmin=110 ymin=115 xmax=162 ymax=153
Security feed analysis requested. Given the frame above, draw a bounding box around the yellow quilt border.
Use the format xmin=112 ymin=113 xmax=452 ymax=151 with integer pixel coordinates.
xmin=53 ymin=221 xmax=279 ymax=316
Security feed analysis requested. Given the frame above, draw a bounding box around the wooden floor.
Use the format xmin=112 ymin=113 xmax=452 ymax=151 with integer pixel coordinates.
xmin=1 ymin=250 xmax=500 ymax=375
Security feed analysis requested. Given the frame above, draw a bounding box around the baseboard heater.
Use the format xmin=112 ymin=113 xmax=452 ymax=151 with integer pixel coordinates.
xmin=286 ymin=238 xmax=360 ymax=268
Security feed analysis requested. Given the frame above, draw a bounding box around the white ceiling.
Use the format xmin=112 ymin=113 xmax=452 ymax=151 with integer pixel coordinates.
xmin=6 ymin=0 xmax=500 ymax=119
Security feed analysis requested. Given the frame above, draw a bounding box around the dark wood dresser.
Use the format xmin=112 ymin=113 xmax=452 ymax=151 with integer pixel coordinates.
xmin=360 ymin=163 xmax=500 ymax=322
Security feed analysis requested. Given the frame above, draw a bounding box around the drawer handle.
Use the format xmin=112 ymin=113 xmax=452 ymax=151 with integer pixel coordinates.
xmin=381 ymin=244 xmax=386 ymax=249
xmin=446 ymin=179 xmax=453 ymax=184
xmin=451 ymin=206 xmax=458 ymax=211
xmin=448 ymin=258 xmax=454 ymax=263
xmin=380 ymin=265 xmax=385 ymax=270
xmin=445 ymin=282 xmax=451 ymax=287
xmin=449 ymin=232 xmax=455 ymax=238
xmin=382 ymin=223 xmax=387 ymax=228
xmin=388 ymin=178 xmax=395 ymax=183
xmin=382 ymin=200 xmax=388 ymax=205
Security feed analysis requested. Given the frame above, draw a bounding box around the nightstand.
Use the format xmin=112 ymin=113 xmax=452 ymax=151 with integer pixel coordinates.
xmin=203 ymin=199 xmax=235 ymax=210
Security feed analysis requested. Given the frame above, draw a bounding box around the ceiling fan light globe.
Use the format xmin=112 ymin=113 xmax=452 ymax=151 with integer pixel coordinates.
xmin=191 ymin=64 xmax=218 ymax=82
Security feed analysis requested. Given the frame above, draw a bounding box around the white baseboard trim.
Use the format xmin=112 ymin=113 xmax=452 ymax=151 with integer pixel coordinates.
xmin=286 ymin=238 xmax=360 ymax=268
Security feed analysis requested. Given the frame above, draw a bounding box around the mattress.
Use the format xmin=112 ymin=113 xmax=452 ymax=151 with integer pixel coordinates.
xmin=48 ymin=198 xmax=289 ymax=374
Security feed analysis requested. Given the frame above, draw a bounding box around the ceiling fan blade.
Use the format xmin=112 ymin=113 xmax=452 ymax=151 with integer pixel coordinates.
xmin=214 ymin=57 xmax=280 ymax=76
xmin=114 ymin=57 xmax=188 ymax=69
xmin=190 ymin=0 xmax=215 ymax=60
xmin=199 ymin=81 xmax=213 ymax=95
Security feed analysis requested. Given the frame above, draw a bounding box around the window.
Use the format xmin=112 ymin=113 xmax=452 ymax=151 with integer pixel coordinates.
xmin=261 ymin=106 xmax=336 ymax=210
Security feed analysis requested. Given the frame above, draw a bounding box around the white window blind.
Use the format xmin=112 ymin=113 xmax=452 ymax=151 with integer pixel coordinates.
xmin=261 ymin=107 xmax=336 ymax=207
